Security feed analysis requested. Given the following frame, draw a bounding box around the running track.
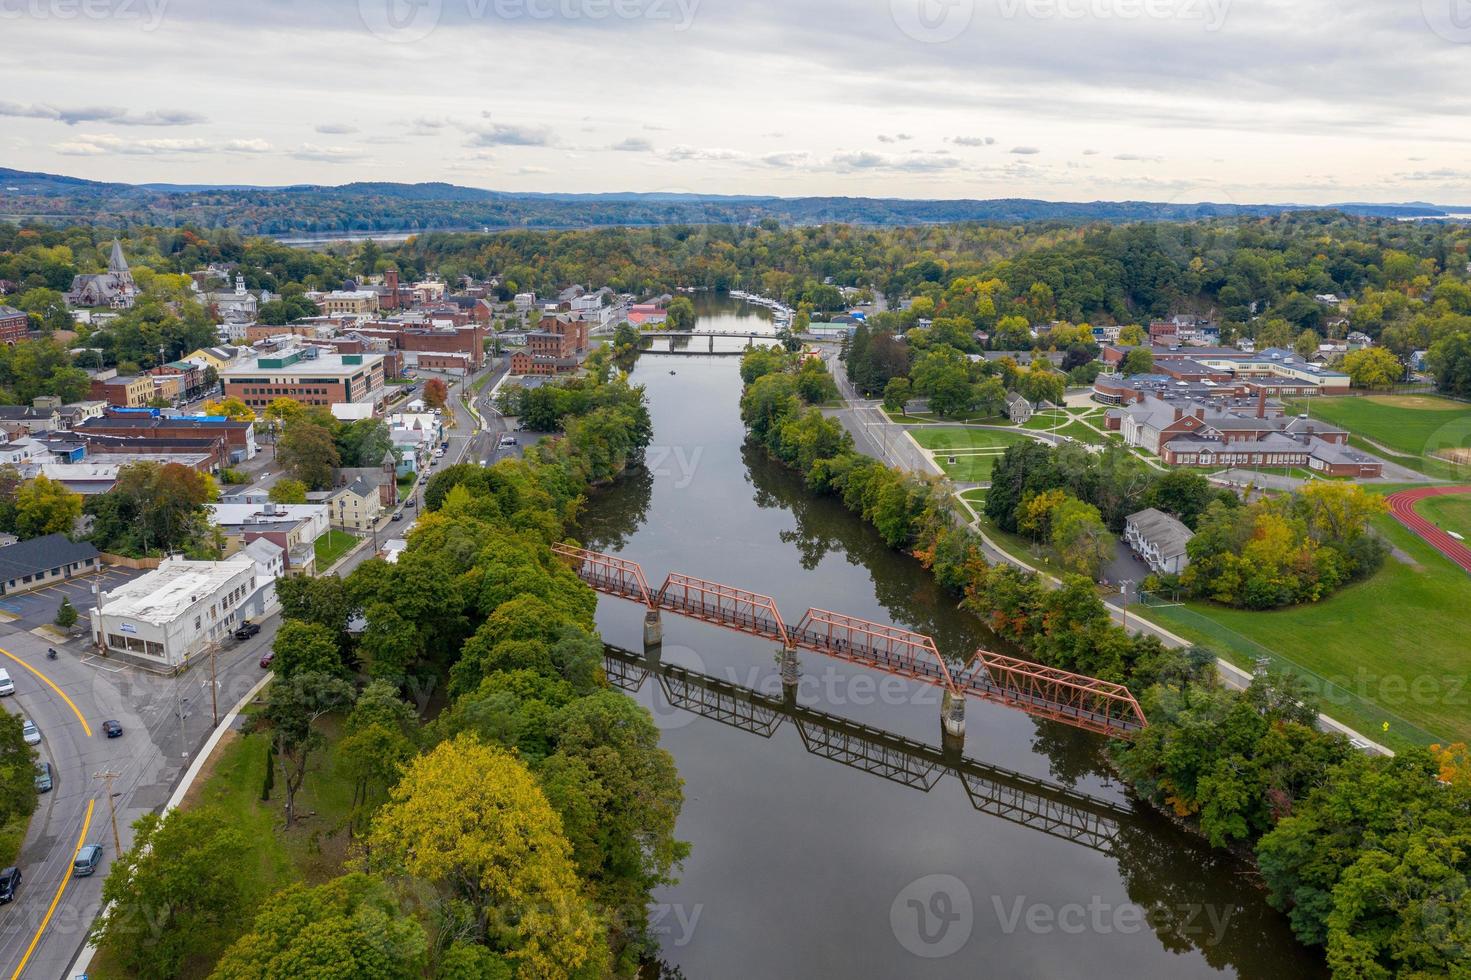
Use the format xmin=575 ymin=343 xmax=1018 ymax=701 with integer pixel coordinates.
xmin=1385 ymin=485 xmax=1471 ymax=575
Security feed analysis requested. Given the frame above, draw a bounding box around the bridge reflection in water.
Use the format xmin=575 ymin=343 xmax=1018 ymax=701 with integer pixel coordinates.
xmin=604 ymin=644 xmax=1135 ymax=855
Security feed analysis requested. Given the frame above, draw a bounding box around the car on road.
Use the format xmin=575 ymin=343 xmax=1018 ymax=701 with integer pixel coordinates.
xmin=0 ymin=668 xmax=12 ymax=696
xmin=21 ymin=719 xmax=38 ymax=745
xmin=499 ymin=435 xmax=517 ymax=447
xmin=73 ymin=844 xmax=103 ymax=877
xmin=34 ymin=762 xmax=52 ymax=793
xmin=0 ymin=867 xmax=20 ymax=903
xmin=259 ymin=651 xmax=274 ymax=669
xmin=391 ymin=511 xmax=403 ymax=521
xmin=233 ymin=621 xmax=261 ymax=641
xmin=101 ymin=719 xmax=123 ymax=738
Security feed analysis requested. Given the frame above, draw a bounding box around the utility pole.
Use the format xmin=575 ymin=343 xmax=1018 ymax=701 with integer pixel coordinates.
xmin=209 ymin=641 xmax=219 ymax=727
xmin=93 ymin=769 xmax=122 ymax=853
xmin=1119 ymin=579 xmax=1132 ymax=632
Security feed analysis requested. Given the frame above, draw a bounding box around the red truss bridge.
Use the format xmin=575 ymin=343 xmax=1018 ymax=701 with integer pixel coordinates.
xmin=553 ymin=544 xmax=1147 ymax=738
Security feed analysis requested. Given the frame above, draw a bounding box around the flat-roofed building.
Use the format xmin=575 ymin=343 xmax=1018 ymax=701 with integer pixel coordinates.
xmin=221 ymin=347 xmax=386 ymax=409
xmin=89 ymin=555 xmax=261 ymax=671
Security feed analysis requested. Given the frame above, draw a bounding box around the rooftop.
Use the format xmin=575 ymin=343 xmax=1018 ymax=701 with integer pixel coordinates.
xmin=0 ymin=534 xmax=98 ymax=581
xmin=97 ymin=555 xmax=255 ymax=624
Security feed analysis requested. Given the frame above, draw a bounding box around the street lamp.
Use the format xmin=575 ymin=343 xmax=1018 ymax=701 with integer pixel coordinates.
xmin=1119 ymin=579 xmax=1132 ymax=632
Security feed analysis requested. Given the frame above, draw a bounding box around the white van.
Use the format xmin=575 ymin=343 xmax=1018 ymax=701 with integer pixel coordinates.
xmin=0 ymin=669 xmax=13 ymax=697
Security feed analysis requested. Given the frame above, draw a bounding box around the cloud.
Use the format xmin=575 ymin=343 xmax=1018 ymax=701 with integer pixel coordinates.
xmin=0 ymin=102 xmax=205 ymax=127
xmin=829 ymin=151 xmax=959 ymax=173
xmin=1082 ymin=149 xmax=1100 ymax=155
xmin=515 ymin=166 xmax=551 ymax=175
xmin=1010 ymin=146 xmax=1041 ymax=155
xmin=52 ymin=133 xmax=269 ymax=156
xmin=610 ymin=137 xmax=654 ymax=152
xmin=1114 ymin=153 xmax=1163 ymax=162
xmin=291 ymin=143 xmax=367 ymax=162
xmin=876 ymin=133 xmax=914 ymax=143
xmin=409 ymin=117 xmax=447 ymax=137
xmin=664 ymin=145 xmax=746 ymax=162
xmin=315 ymin=123 xmax=358 ymax=135
xmin=949 ymin=136 xmax=995 ymax=147
xmin=466 ymin=118 xmax=557 ymax=147
xmin=761 ymin=151 xmax=809 ymax=169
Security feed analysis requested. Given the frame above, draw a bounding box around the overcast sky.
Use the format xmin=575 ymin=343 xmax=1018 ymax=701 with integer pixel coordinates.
xmin=2 ymin=0 xmax=1469 ymax=204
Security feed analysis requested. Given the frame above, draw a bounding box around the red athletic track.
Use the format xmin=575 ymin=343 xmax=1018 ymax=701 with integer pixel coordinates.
xmin=1385 ymin=485 xmax=1471 ymax=575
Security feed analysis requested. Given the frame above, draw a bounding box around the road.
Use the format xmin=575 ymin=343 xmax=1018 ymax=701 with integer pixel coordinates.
xmin=0 ymin=587 xmax=283 ymax=979
xmin=820 ymin=345 xmax=940 ymax=476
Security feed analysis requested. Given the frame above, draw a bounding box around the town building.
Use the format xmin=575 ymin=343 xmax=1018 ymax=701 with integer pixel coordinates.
xmin=1101 ymin=345 xmax=1351 ymax=395
xmin=221 ymin=347 xmax=386 ymax=409
xmin=0 ymin=306 xmax=27 ymax=345
xmin=312 ymin=476 xmax=383 ymax=532
xmin=66 ymin=240 xmax=138 ymax=309
xmin=89 ymin=374 xmax=155 ymax=408
xmin=1124 ymin=508 xmax=1195 ymax=575
xmin=76 ymin=411 xmax=257 ymax=464
xmin=1005 ymin=392 xmax=1035 ymax=424
xmin=509 ymin=314 xmax=589 ymax=376
xmin=89 ymin=555 xmax=261 ymax=670
xmin=0 ymin=534 xmax=100 ymax=597
xmin=317 ymin=290 xmax=381 ymax=315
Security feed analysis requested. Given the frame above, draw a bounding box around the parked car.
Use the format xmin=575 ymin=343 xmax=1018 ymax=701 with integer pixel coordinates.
xmin=34 ymin=762 xmax=52 ymax=793
xmin=499 ymin=435 xmax=517 ymax=447
xmin=391 ymin=512 xmax=403 ymax=521
xmin=259 ymin=651 xmax=274 ymax=669
xmin=0 ymin=867 xmax=20 ymax=903
xmin=101 ymin=719 xmax=123 ymax=738
xmin=0 ymin=668 xmax=13 ymax=696
xmin=233 ymin=622 xmax=261 ymax=641
xmin=21 ymin=720 xmax=38 ymax=745
xmin=72 ymin=844 xmax=103 ymax=877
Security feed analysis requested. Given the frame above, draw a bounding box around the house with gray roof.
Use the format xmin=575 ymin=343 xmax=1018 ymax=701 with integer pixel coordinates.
xmin=1124 ymin=509 xmax=1194 ymax=575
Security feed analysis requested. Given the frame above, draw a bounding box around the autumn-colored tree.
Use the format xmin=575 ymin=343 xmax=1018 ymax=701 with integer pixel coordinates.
xmin=1430 ymin=742 xmax=1469 ymax=785
xmin=202 ymin=396 xmax=255 ymax=422
xmin=268 ymin=477 xmax=308 ymax=504
xmin=1341 ymin=346 xmax=1402 ymax=389
xmin=367 ymin=735 xmax=607 ymax=979
xmin=1050 ymin=496 xmax=1113 ymax=580
xmin=1117 ymin=324 xmax=1147 ymax=346
xmin=1016 ymin=488 xmax=1069 ymax=542
xmin=422 ymin=377 xmax=449 ymax=411
xmin=14 ymin=474 xmax=82 ymax=539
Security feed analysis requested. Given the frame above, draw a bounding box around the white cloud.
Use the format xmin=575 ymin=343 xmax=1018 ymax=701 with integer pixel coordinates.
xmin=610 ymin=137 xmax=654 ymax=152
xmin=0 ymin=102 xmax=205 ymax=126
xmin=52 ymin=133 xmax=268 ymax=156
xmin=1010 ymin=146 xmax=1041 ymax=155
xmin=315 ymin=123 xmax=358 ymax=135
xmin=465 ymin=121 xmax=557 ymax=147
xmin=291 ymin=143 xmax=367 ymax=162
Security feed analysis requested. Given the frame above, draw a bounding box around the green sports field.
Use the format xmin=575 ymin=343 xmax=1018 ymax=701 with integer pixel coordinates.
xmin=1414 ymin=492 xmax=1471 ymax=539
xmin=909 ymin=428 xmax=1035 ymax=483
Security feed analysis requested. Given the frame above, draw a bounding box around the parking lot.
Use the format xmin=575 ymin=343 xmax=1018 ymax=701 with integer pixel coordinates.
xmin=0 ymin=567 xmax=148 ymax=630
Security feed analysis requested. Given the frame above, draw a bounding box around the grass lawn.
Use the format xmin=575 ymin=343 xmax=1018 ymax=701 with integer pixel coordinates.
xmin=1414 ymin=492 xmax=1471 ymax=539
xmin=88 ymin=713 xmax=360 ymax=979
xmin=0 ymin=813 xmax=28 ymax=868
xmin=1141 ymin=514 xmax=1471 ymax=747
xmin=1287 ymin=395 xmax=1471 ymax=479
xmin=908 ymin=427 xmax=1035 ymax=452
xmin=313 ymin=529 xmax=359 ymax=568
xmin=1053 ymin=420 xmax=1107 ymax=445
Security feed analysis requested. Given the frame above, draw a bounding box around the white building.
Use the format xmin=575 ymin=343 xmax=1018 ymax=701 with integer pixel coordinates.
xmin=1124 ymin=508 xmax=1195 ymax=576
xmin=90 ymin=555 xmax=260 ymax=670
xmin=210 ymin=502 xmax=331 ymax=542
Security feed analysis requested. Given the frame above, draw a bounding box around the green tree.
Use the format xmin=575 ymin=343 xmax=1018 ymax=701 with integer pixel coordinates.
xmin=92 ymin=809 xmax=259 ymax=978
xmin=54 ymin=596 xmax=77 ymax=630
xmin=277 ymin=421 xmax=340 ymax=490
xmin=13 ymin=475 xmax=82 ymax=539
xmin=210 ymin=873 xmax=426 ymax=979
xmin=1341 ymin=346 xmax=1402 ymax=389
xmin=263 ymin=670 xmax=355 ymax=826
xmin=665 ymin=295 xmax=696 ymax=330
xmin=1120 ymin=347 xmax=1155 ymax=376
xmin=269 ymin=621 xmax=344 ymax=678
xmin=882 ymin=376 xmax=912 ymax=415
xmin=1050 ymin=496 xmax=1112 ymax=580
xmin=268 ymin=478 xmax=308 ymax=504
xmin=0 ymin=713 xmax=36 ymax=832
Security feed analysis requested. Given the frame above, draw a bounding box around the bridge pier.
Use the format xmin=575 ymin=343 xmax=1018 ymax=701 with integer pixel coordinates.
xmin=709 ymin=334 xmax=714 ymax=353
xmin=941 ymin=689 xmax=966 ymax=745
xmin=779 ymin=644 xmax=800 ymax=689
xmin=643 ymin=609 xmax=663 ymax=651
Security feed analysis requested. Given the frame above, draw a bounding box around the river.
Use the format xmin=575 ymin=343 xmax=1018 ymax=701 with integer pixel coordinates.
xmin=576 ymin=296 xmax=1321 ymax=979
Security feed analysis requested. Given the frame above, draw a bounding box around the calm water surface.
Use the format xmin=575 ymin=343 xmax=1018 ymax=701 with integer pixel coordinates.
xmin=577 ymin=297 xmax=1322 ymax=979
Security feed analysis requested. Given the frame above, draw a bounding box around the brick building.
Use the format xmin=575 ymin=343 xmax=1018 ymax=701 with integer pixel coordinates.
xmin=0 ymin=306 xmax=27 ymax=345
xmin=90 ymin=374 xmax=155 ymax=408
xmin=220 ymin=348 xmax=386 ymax=409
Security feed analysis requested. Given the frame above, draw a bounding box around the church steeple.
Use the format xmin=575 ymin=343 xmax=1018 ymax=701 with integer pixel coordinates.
xmin=108 ymin=238 xmax=129 ymax=274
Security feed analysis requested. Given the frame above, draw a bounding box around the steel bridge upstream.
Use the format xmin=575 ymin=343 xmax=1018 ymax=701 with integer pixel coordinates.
xmin=554 ymin=544 xmax=1147 ymax=738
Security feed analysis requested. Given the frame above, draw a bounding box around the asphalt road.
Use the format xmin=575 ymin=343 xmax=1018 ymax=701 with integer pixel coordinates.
xmin=0 ymin=592 xmax=282 ymax=979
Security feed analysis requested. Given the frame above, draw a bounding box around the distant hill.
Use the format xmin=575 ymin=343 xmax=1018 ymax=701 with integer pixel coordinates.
xmin=0 ymin=167 xmax=1461 ymax=236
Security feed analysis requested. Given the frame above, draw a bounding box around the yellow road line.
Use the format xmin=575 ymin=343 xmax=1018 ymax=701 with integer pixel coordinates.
xmin=10 ymin=800 xmax=95 ymax=980
xmin=0 ymin=647 xmax=92 ymax=737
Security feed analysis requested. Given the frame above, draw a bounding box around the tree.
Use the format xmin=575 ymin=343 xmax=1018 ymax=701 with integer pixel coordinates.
xmin=0 ymin=713 xmax=36 ymax=832
xmin=422 ymin=377 xmax=449 ymax=411
xmin=14 ymin=475 xmax=82 ymax=539
xmin=1120 ymin=347 xmax=1155 ymax=376
xmin=86 ymin=462 xmax=217 ymax=557
xmin=1050 ymin=496 xmax=1112 ymax=580
xmin=92 ymin=809 xmax=259 ymax=978
xmin=202 ymin=396 xmax=256 ymax=422
xmin=269 ymin=621 xmax=344 ymax=678
xmin=210 ymin=873 xmax=426 ymax=979
xmin=277 ymin=421 xmax=340 ymax=490
xmin=882 ymin=376 xmax=912 ymax=415
xmin=54 ymin=596 xmax=77 ymax=630
xmin=1117 ymin=324 xmax=1147 ymax=346
xmin=665 ymin=295 xmax=696 ymax=330
xmin=367 ymin=735 xmax=607 ymax=978
xmin=1341 ymin=346 xmax=1401 ymax=389
xmin=268 ymin=478 xmax=308 ymax=504
xmin=263 ymin=670 xmax=355 ymax=826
